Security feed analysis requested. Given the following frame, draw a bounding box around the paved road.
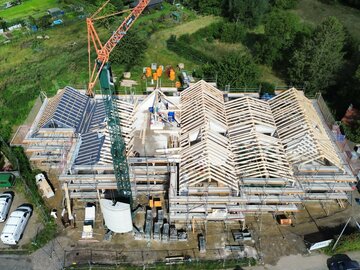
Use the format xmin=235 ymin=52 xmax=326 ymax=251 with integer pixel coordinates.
xmin=0 ymin=255 xmax=33 ymax=270
xmin=245 ymin=251 xmax=360 ymax=270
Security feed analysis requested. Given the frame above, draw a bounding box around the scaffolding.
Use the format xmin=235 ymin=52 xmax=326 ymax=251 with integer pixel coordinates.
xmin=20 ymin=82 xmax=358 ymax=225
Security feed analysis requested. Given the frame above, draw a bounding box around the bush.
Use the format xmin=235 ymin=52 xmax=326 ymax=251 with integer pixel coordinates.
xmin=271 ymin=0 xmax=299 ymax=9
xmin=260 ymin=81 xmax=276 ymax=94
xmin=220 ymin=22 xmax=246 ymax=43
xmin=324 ymin=232 xmax=360 ymax=255
xmin=195 ymin=22 xmax=222 ymax=40
xmin=340 ymin=0 xmax=360 ymax=9
xmin=166 ymin=35 xmax=215 ymax=64
xmin=201 ymin=51 xmax=261 ymax=88
xmin=187 ymin=21 xmax=246 ymax=44
xmin=110 ymin=30 xmax=148 ymax=70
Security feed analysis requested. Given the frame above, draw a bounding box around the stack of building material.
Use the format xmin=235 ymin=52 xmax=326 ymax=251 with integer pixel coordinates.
xmin=157 ymin=209 xmax=164 ymax=225
xmin=177 ymin=230 xmax=187 ymax=241
xmin=225 ymin=244 xmax=245 ymax=251
xmin=198 ymin=234 xmax=206 ymax=253
xmin=133 ymin=225 xmax=143 ymax=240
xmin=162 ymin=223 xmax=169 ymax=242
xmin=145 ymin=209 xmax=152 ymax=240
xmin=153 ymin=222 xmax=161 ymax=241
xmin=233 ymin=230 xmax=252 ymax=241
xmin=170 ymin=226 xmax=177 ymax=241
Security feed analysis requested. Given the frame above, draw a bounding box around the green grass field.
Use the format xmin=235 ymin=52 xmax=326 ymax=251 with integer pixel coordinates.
xmin=0 ymin=20 xmax=88 ymax=138
xmin=294 ymin=0 xmax=360 ymax=41
xmin=0 ymin=0 xmax=57 ymax=21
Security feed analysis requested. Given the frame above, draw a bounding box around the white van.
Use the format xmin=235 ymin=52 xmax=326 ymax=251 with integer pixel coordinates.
xmin=0 ymin=192 xmax=13 ymax=222
xmin=1 ymin=205 xmax=32 ymax=245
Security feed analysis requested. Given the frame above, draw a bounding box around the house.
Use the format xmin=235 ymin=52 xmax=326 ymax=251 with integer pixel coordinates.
xmin=130 ymin=0 xmax=163 ymax=9
xmin=47 ymin=7 xmax=64 ymax=18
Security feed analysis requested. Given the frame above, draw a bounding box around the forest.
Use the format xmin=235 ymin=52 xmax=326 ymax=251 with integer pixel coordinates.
xmin=176 ymin=0 xmax=360 ymax=142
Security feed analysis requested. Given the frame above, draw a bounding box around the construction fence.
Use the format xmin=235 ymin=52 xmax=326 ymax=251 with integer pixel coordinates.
xmin=64 ymin=248 xmax=256 ymax=269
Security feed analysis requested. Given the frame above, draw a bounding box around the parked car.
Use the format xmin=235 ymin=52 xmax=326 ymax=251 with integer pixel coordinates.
xmin=328 ymin=254 xmax=360 ymax=270
xmin=0 ymin=192 xmax=13 ymax=222
xmin=0 ymin=204 xmax=32 ymax=245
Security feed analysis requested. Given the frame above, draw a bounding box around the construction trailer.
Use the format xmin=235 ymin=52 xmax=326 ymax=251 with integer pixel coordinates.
xmin=21 ymin=80 xmax=357 ymax=227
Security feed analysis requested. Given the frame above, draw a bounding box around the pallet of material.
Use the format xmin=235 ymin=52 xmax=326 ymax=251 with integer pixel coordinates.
xmin=133 ymin=225 xmax=143 ymax=240
xmin=177 ymin=230 xmax=187 ymax=241
xmin=232 ymin=230 xmax=252 ymax=241
xmin=225 ymin=244 xmax=245 ymax=251
xmin=276 ymin=214 xmax=292 ymax=226
xmin=170 ymin=226 xmax=177 ymax=241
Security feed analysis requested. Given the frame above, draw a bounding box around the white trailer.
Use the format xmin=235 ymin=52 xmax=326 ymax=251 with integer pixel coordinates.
xmin=35 ymin=173 xmax=55 ymax=199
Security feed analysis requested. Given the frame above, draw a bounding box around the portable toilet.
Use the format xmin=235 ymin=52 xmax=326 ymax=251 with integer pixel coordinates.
xmin=145 ymin=67 xmax=152 ymax=77
xmin=169 ymin=69 xmax=176 ymax=81
xmin=153 ymin=72 xmax=158 ymax=81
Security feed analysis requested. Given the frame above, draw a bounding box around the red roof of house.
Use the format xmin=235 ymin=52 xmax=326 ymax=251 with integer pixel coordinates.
xmin=341 ymin=104 xmax=360 ymax=126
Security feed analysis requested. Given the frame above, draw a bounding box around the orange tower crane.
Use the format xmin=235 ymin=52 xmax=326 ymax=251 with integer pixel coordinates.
xmin=85 ymin=0 xmax=150 ymax=205
xmin=86 ymin=0 xmax=150 ymax=97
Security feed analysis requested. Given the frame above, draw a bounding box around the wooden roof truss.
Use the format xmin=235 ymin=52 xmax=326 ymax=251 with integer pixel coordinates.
xmin=226 ymin=97 xmax=295 ymax=184
xmin=269 ymin=88 xmax=343 ymax=170
xmin=179 ymin=81 xmax=238 ymax=192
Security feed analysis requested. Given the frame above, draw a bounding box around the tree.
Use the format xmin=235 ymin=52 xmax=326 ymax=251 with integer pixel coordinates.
xmin=37 ymin=15 xmax=52 ymax=29
xmin=181 ymin=0 xmax=222 ymax=15
xmin=270 ymin=0 xmax=298 ymax=9
xmin=28 ymin=16 xmax=36 ymax=26
xmin=0 ymin=17 xmax=7 ymax=31
xmin=223 ymin=0 xmax=269 ymax=27
xmin=111 ymin=0 xmax=124 ymax=11
xmin=110 ymin=31 xmax=148 ymax=70
xmin=288 ymin=17 xmax=346 ymax=95
xmin=201 ymin=52 xmax=260 ymax=88
xmin=258 ymin=10 xmax=301 ymax=65
xmin=197 ymin=0 xmax=222 ymax=15
xmin=220 ymin=22 xmax=246 ymax=43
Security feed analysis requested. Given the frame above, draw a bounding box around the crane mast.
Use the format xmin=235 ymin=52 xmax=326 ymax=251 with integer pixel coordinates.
xmin=86 ymin=0 xmax=150 ymax=204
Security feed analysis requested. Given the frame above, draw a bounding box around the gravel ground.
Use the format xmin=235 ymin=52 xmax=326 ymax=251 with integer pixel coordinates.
xmin=0 ymin=189 xmax=40 ymax=249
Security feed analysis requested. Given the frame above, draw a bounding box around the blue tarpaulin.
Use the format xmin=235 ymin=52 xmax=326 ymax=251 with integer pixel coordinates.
xmin=52 ymin=19 xmax=63 ymax=25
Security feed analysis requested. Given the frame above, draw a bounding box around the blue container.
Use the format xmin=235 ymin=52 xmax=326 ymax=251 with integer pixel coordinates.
xmin=149 ymin=107 xmax=154 ymax=113
xmin=168 ymin=112 xmax=175 ymax=122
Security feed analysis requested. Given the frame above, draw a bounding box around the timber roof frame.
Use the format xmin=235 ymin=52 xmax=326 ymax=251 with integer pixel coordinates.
xmin=269 ymin=88 xmax=343 ymax=170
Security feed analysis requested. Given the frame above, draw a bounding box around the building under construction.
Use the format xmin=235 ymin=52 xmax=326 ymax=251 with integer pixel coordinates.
xmin=21 ymin=80 xmax=357 ymax=224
